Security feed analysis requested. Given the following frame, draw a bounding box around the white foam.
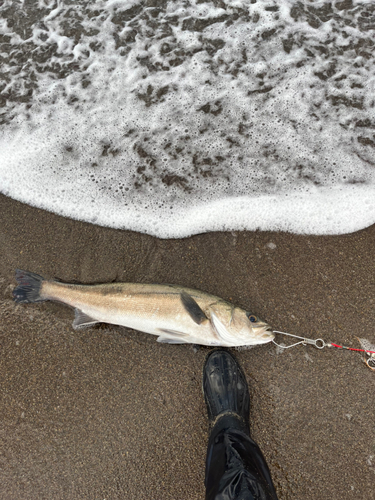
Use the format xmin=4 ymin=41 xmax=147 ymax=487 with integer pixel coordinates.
xmin=0 ymin=0 xmax=374 ymax=237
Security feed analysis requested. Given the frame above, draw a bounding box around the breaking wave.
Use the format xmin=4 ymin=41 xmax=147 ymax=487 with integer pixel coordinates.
xmin=0 ymin=0 xmax=374 ymax=237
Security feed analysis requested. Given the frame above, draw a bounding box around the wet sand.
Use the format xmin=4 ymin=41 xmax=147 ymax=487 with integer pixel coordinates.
xmin=0 ymin=193 xmax=374 ymax=500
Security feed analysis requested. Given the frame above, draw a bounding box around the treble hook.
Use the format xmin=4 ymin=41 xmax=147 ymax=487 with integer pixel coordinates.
xmin=365 ymin=354 xmax=375 ymax=371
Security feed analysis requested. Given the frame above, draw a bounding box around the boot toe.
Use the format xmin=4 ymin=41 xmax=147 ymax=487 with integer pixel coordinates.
xmin=203 ymin=349 xmax=250 ymax=427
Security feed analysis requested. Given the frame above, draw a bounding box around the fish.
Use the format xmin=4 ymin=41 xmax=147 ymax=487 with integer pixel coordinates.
xmin=13 ymin=270 xmax=274 ymax=347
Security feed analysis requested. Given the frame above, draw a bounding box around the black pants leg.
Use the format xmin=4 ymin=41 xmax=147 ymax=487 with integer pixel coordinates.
xmin=205 ymin=421 xmax=279 ymax=500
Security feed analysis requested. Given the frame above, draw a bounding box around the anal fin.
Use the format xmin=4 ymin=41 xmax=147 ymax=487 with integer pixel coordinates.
xmin=73 ymin=309 xmax=100 ymax=329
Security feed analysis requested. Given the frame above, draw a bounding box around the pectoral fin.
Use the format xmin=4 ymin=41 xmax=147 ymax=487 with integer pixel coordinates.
xmin=73 ymin=309 xmax=100 ymax=329
xmin=180 ymin=291 xmax=208 ymax=325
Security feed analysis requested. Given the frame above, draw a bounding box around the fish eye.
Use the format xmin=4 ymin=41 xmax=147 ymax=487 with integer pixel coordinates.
xmin=247 ymin=314 xmax=257 ymax=323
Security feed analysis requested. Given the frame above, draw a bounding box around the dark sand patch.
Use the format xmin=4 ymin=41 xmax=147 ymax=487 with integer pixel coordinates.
xmin=0 ymin=194 xmax=374 ymax=499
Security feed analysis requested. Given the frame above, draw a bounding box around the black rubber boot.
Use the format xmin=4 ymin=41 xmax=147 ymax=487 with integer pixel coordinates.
xmin=203 ymin=349 xmax=250 ymax=435
xmin=203 ymin=349 xmax=279 ymax=500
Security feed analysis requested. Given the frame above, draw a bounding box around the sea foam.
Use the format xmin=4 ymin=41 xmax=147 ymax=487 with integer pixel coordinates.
xmin=0 ymin=0 xmax=374 ymax=237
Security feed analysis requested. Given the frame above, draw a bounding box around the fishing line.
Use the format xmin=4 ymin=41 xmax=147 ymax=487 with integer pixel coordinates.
xmin=272 ymin=330 xmax=375 ymax=370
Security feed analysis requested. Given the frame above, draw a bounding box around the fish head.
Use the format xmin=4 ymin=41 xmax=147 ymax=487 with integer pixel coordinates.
xmin=209 ymin=303 xmax=274 ymax=346
xmin=232 ymin=308 xmax=274 ymax=345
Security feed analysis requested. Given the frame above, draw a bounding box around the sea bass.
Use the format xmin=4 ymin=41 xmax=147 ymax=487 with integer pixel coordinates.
xmin=13 ymin=270 xmax=274 ymax=347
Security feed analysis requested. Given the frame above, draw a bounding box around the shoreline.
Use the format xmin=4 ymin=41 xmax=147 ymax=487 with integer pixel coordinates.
xmin=3 ymin=184 xmax=375 ymax=238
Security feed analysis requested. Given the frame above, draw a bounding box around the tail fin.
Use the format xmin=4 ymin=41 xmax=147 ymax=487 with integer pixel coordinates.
xmin=13 ymin=270 xmax=45 ymax=303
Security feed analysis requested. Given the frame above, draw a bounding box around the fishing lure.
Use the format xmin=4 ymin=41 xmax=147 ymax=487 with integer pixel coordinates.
xmin=273 ymin=330 xmax=375 ymax=371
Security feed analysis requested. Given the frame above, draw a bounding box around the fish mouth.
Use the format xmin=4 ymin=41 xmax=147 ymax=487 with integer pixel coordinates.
xmin=255 ymin=324 xmax=275 ymax=341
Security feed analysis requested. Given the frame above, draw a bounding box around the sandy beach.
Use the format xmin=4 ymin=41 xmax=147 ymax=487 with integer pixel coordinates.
xmin=0 ymin=193 xmax=374 ymax=499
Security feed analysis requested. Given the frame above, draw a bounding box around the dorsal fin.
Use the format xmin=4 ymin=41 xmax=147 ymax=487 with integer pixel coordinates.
xmin=180 ymin=291 xmax=208 ymax=325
